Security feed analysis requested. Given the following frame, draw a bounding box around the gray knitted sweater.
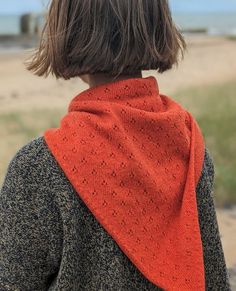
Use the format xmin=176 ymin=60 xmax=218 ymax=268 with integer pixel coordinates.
xmin=0 ymin=136 xmax=231 ymax=291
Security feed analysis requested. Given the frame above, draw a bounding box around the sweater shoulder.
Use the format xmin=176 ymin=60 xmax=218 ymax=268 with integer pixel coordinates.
xmin=1 ymin=136 xmax=66 ymax=191
xmin=4 ymin=136 xmax=49 ymax=171
xmin=196 ymin=147 xmax=215 ymax=196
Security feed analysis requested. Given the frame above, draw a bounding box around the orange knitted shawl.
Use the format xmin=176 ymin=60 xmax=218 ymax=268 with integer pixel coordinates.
xmin=44 ymin=76 xmax=205 ymax=290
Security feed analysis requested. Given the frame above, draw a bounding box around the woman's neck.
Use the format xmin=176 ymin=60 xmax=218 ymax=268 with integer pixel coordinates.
xmin=80 ymin=71 xmax=143 ymax=88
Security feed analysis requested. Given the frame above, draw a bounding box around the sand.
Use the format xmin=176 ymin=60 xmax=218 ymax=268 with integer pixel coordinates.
xmin=0 ymin=35 xmax=236 ymax=281
xmin=1 ymin=35 xmax=236 ymax=113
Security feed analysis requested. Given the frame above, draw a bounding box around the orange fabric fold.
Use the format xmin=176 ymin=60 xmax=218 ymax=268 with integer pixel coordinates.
xmin=44 ymin=76 xmax=205 ymax=290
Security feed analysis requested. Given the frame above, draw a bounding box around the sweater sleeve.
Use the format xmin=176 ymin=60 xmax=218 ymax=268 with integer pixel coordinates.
xmin=196 ymin=148 xmax=232 ymax=291
xmin=0 ymin=142 xmax=63 ymax=291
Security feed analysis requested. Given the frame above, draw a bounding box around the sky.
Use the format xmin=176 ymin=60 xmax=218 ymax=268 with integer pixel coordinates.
xmin=0 ymin=0 xmax=48 ymax=14
xmin=170 ymin=0 xmax=236 ymax=13
xmin=0 ymin=0 xmax=236 ymax=14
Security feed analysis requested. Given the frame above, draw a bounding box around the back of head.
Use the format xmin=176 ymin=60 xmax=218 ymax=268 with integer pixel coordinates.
xmin=27 ymin=0 xmax=186 ymax=80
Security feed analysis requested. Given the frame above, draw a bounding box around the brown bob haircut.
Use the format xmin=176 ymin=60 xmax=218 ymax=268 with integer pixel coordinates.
xmin=27 ymin=0 xmax=186 ymax=80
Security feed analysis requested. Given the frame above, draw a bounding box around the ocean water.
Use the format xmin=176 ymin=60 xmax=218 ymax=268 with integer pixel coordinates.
xmin=173 ymin=12 xmax=236 ymax=35
xmin=0 ymin=15 xmax=20 ymax=35
xmin=0 ymin=12 xmax=236 ymax=36
xmin=0 ymin=14 xmax=44 ymax=35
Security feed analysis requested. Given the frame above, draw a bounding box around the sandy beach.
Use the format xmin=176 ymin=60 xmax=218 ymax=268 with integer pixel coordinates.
xmin=1 ymin=35 xmax=236 ymax=113
xmin=0 ymin=34 xmax=236 ymax=287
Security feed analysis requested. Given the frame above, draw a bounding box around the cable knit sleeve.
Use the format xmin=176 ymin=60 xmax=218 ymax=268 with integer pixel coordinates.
xmin=0 ymin=142 xmax=63 ymax=291
xmin=196 ymin=148 xmax=232 ymax=290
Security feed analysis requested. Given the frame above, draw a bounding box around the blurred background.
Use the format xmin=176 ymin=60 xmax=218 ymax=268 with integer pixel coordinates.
xmin=0 ymin=0 xmax=236 ymax=288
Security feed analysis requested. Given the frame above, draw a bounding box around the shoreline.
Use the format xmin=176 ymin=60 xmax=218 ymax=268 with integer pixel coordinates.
xmin=0 ymin=34 xmax=39 ymax=54
xmin=0 ymin=33 xmax=236 ymax=54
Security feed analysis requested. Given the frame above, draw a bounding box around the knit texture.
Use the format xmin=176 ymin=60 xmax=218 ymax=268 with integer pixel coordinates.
xmin=44 ymin=76 xmax=205 ymax=290
xmin=0 ymin=137 xmax=231 ymax=290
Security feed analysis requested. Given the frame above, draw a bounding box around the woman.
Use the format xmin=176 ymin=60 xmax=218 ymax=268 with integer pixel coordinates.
xmin=0 ymin=0 xmax=231 ymax=290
